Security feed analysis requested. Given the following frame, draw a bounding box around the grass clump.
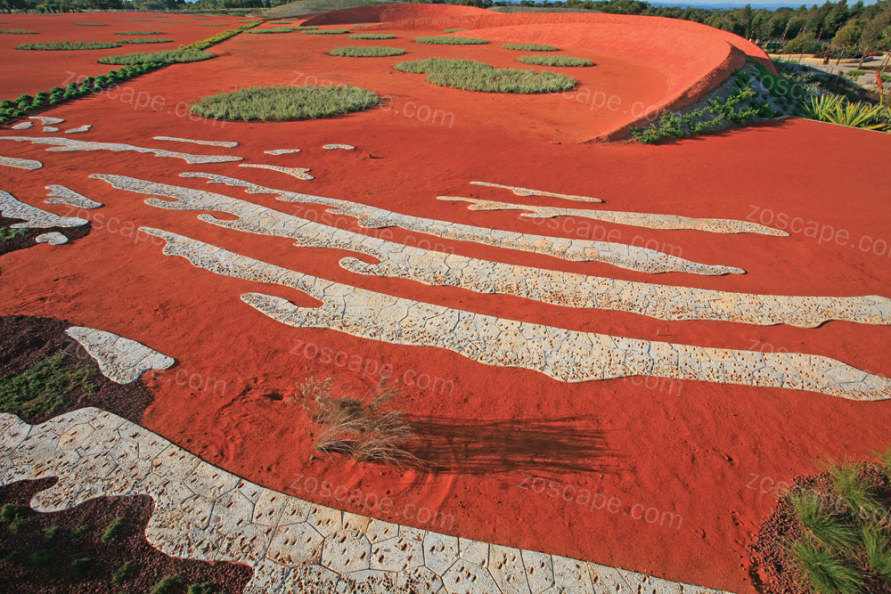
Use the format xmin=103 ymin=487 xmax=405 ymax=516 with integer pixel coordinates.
xmin=349 ymin=33 xmax=396 ymax=39
xmin=0 ymin=227 xmax=29 ymax=241
xmin=246 ymin=27 xmax=297 ymax=34
xmin=503 ymin=43 xmax=559 ymax=51
xmin=69 ymin=556 xmax=92 ymax=577
xmin=98 ymin=49 xmax=214 ymax=65
xmin=116 ymin=30 xmax=165 ymax=35
xmin=443 ymin=28 xmax=465 ymax=33
xmin=118 ymin=38 xmax=173 ymax=45
xmin=101 ymin=515 xmax=126 ymax=542
xmin=802 ymin=93 xmax=890 ymax=132
xmin=0 ymin=29 xmax=37 ymax=34
xmin=187 ymin=583 xmax=217 ymax=594
xmin=191 ymin=84 xmax=378 ymax=121
xmin=329 ymin=45 xmax=405 ymax=57
xmin=299 ymin=375 xmax=425 ymax=468
xmin=0 ymin=352 xmax=98 ymax=419
xmin=151 ymin=575 xmax=185 ymax=594
xmin=414 ymin=35 xmax=488 ymax=45
xmin=394 ymin=58 xmax=575 ymax=94
xmin=16 ymin=41 xmax=120 ymax=50
xmin=303 ymin=29 xmax=350 ymax=35
xmin=517 ymin=55 xmax=593 ymax=67
xmin=111 ymin=561 xmax=135 ymax=584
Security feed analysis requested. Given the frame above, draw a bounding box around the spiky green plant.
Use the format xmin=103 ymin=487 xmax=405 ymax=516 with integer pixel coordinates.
xmin=828 ymin=460 xmax=884 ymax=519
xmin=803 ymin=93 xmax=890 ymax=131
xmin=791 ymin=491 xmax=859 ymax=552
xmin=862 ymin=523 xmax=891 ymax=580
xmin=791 ymin=540 xmax=866 ymax=594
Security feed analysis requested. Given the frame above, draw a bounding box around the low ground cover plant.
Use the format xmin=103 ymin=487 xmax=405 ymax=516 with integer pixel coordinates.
xmin=16 ymin=41 xmax=119 ymax=50
xmin=349 ymin=33 xmax=396 ymax=39
xmin=0 ymin=30 xmax=36 ymax=34
xmin=518 ymin=55 xmax=593 ymax=67
xmin=503 ymin=43 xmax=559 ymax=51
xmin=75 ymin=23 xmax=108 ymax=26
xmin=303 ymin=29 xmax=350 ymax=35
xmin=191 ymin=84 xmax=379 ymax=121
xmin=414 ymin=35 xmax=488 ymax=45
xmin=443 ymin=28 xmax=465 ymax=33
xmin=118 ymin=38 xmax=173 ymax=44
xmin=329 ymin=45 xmax=405 ymax=57
xmin=115 ymin=30 xmax=165 ymax=35
xmin=0 ymin=352 xmax=97 ymax=419
xmin=98 ymin=49 xmax=214 ymax=65
xmin=394 ymin=58 xmax=575 ymax=93
xmin=246 ymin=27 xmax=297 ymax=34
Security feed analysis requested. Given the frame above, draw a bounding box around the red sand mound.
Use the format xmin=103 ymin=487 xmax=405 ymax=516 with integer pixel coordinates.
xmin=300 ymin=3 xmax=490 ymax=26
xmin=0 ymin=12 xmax=244 ymax=98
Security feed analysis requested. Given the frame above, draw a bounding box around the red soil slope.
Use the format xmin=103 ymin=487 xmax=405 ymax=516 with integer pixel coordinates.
xmin=0 ymin=12 xmax=244 ymax=98
xmin=301 ymin=2 xmax=491 ymax=26
xmin=1 ymin=17 xmax=889 ymax=594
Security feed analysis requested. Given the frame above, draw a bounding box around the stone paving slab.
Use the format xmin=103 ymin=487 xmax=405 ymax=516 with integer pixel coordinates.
xmin=0 ymin=407 xmax=734 ymax=594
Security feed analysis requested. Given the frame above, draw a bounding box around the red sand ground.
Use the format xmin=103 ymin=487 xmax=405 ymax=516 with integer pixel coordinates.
xmin=1 ymin=14 xmax=889 ymax=594
xmin=0 ymin=12 xmax=245 ymax=98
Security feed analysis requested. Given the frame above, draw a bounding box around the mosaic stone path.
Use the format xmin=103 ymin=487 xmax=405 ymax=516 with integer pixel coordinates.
xmin=0 ymin=408 xmax=732 ymax=594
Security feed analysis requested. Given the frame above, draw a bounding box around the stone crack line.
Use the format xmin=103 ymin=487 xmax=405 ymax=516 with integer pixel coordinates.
xmin=0 ymin=408 xmax=734 ymax=594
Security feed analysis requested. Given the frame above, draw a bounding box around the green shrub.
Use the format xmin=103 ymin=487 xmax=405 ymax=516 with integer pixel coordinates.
xmin=116 ymin=30 xmax=165 ymax=35
xmin=845 ymin=69 xmax=869 ymax=77
xmin=98 ymin=49 xmax=214 ymax=65
xmin=69 ymin=556 xmax=92 ymax=577
xmin=16 ymin=41 xmax=120 ymax=50
xmin=394 ymin=58 xmax=575 ymax=93
xmin=191 ymin=84 xmax=379 ymax=121
xmin=71 ymin=525 xmax=89 ymax=538
xmin=517 ymin=55 xmax=593 ymax=67
xmin=503 ymin=43 xmax=559 ymax=51
xmin=303 ymin=29 xmax=350 ymax=35
xmin=329 ymin=46 xmax=405 ymax=57
xmin=118 ymin=38 xmax=173 ymax=44
xmin=29 ymin=550 xmax=54 ymax=566
xmin=414 ymin=36 xmax=488 ymax=45
xmin=151 ymin=575 xmax=185 ymax=594
xmin=349 ymin=33 xmax=396 ymax=40
xmin=187 ymin=583 xmax=217 ymax=594
xmin=0 ymin=504 xmax=18 ymax=524
xmin=246 ymin=27 xmax=297 ymax=34
xmin=101 ymin=515 xmax=126 ymax=542
xmin=42 ymin=525 xmax=59 ymax=540
xmin=0 ymin=29 xmax=37 ymax=34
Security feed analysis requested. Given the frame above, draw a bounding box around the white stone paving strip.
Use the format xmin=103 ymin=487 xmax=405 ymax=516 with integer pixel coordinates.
xmin=0 ymin=155 xmax=42 ymax=170
xmin=322 ymin=144 xmax=355 ymax=150
xmin=470 ymin=181 xmax=604 ymax=203
xmin=0 ymin=408 xmax=733 ymax=594
xmin=153 ymin=135 xmax=239 ymax=148
xmin=182 ymin=172 xmax=744 ymax=275
xmin=439 ymin=196 xmax=786 ymax=236
xmin=0 ymin=190 xmax=88 ymax=228
xmin=65 ymin=125 xmax=92 ymax=134
xmin=43 ymin=126 xmax=60 ymax=133
xmin=239 ymin=163 xmax=314 ymax=181
xmin=91 ymin=174 xmax=891 ymax=327
xmin=34 ymin=232 xmax=68 ymax=245
xmin=30 ymin=116 xmax=64 ymax=125
xmin=264 ymin=148 xmax=302 ymax=155
xmin=64 ymin=326 xmax=175 ymax=384
xmin=11 ymin=121 xmax=33 ymax=130
xmin=144 ymin=227 xmax=890 ymax=401
xmin=0 ymin=136 xmax=242 ymax=165
xmin=45 ymin=185 xmax=103 ymax=209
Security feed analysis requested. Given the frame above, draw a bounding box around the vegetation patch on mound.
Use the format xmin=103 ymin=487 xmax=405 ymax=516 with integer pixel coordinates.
xmin=246 ymin=27 xmax=297 ymax=34
xmin=118 ymin=38 xmax=173 ymax=45
xmin=394 ymin=58 xmax=575 ymax=93
xmin=303 ymin=29 xmax=350 ymax=35
xmin=16 ymin=41 xmax=119 ymax=50
xmin=349 ymin=33 xmax=396 ymax=39
xmin=518 ymin=55 xmax=593 ymax=67
xmin=329 ymin=45 xmax=405 ymax=57
xmin=414 ymin=36 xmax=489 ymax=45
xmin=191 ymin=84 xmax=378 ymax=121
xmin=503 ymin=43 xmax=559 ymax=51
xmin=750 ymin=452 xmax=891 ymax=594
xmin=98 ymin=49 xmax=214 ymax=65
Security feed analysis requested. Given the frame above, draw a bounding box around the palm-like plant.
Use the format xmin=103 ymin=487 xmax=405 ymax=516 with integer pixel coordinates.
xmin=803 ymin=93 xmax=891 ymax=131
